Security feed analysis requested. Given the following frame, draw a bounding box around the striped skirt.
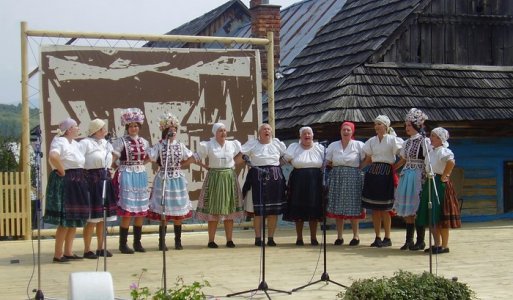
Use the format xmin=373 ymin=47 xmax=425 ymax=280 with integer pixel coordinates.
xmin=43 ymin=169 xmax=87 ymax=227
xmin=147 ymin=171 xmax=193 ymax=221
xmin=195 ymin=168 xmax=244 ymax=222
xmin=283 ymin=168 xmax=323 ymax=222
xmin=362 ymin=162 xmax=395 ymax=211
xmin=326 ymin=166 xmax=365 ymax=219
xmin=393 ymin=168 xmax=423 ymax=217
xmin=113 ymin=169 xmax=149 ymax=217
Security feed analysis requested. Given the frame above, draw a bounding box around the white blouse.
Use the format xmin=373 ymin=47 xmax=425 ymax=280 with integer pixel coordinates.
xmin=80 ymin=137 xmax=113 ymax=170
xmin=363 ymin=134 xmax=404 ymax=164
xmin=425 ymin=146 xmax=454 ymax=175
xmin=284 ymin=142 xmax=324 ymax=168
xmin=197 ymin=138 xmax=241 ymax=169
xmin=49 ymin=136 xmax=85 ymax=169
xmin=326 ymin=140 xmax=365 ymax=168
xmin=241 ymin=138 xmax=286 ymax=167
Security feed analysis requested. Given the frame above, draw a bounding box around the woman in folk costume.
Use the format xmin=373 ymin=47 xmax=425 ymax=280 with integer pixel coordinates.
xmin=393 ymin=108 xmax=430 ymax=251
xmin=112 ymin=108 xmax=150 ymax=254
xmin=147 ymin=112 xmax=196 ymax=250
xmin=361 ymin=115 xmax=404 ymax=248
xmin=241 ymin=123 xmax=287 ymax=247
xmin=44 ymin=118 xmax=88 ymax=262
xmin=416 ymin=127 xmax=461 ymax=254
xmin=80 ymin=118 xmax=118 ymax=259
xmin=326 ymin=121 xmax=366 ymax=246
xmin=195 ymin=122 xmax=244 ymax=248
xmin=282 ymin=126 xmax=324 ymax=246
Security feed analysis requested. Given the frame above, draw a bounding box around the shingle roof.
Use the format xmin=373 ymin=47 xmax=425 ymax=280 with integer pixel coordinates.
xmin=275 ymin=62 xmax=513 ymax=128
xmin=273 ymin=0 xmax=424 ymax=128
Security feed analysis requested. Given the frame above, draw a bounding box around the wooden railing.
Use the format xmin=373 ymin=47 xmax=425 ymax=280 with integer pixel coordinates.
xmin=0 ymin=172 xmax=31 ymax=239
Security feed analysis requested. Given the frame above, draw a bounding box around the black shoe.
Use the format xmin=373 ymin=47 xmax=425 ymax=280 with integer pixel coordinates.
xmin=83 ymin=251 xmax=98 ymax=259
xmin=175 ymin=240 xmax=183 ymax=250
xmin=349 ymin=238 xmax=360 ymax=246
xmin=400 ymin=241 xmax=414 ymax=251
xmin=226 ymin=241 xmax=236 ymax=248
xmin=410 ymin=241 xmax=426 ymax=251
xmin=96 ymin=249 xmax=113 ymax=257
xmin=370 ymin=237 xmax=383 ymax=248
xmin=255 ymin=238 xmax=262 ymax=246
xmin=424 ymin=246 xmax=441 ymax=253
xmin=334 ymin=238 xmax=344 ymax=246
xmin=382 ymin=238 xmax=392 ymax=247
xmin=63 ymin=254 xmax=83 ymax=260
xmin=295 ymin=239 xmax=304 ymax=246
xmin=208 ymin=241 xmax=218 ymax=249
xmin=267 ymin=238 xmax=277 ymax=247
xmin=133 ymin=243 xmax=146 ymax=253
xmin=310 ymin=239 xmax=319 ymax=246
xmin=119 ymin=244 xmax=134 ymax=254
xmin=53 ymin=256 xmax=69 ymax=263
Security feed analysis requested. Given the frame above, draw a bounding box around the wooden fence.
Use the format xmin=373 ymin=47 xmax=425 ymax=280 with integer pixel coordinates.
xmin=0 ymin=172 xmax=31 ymax=239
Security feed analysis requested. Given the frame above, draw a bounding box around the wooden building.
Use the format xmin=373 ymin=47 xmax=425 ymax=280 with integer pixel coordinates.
xmin=155 ymin=0 xmax=513 ymax=218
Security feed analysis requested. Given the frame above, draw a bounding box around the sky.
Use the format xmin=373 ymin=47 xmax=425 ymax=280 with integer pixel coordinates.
xmin=0 ymin=0 xmax=298 ymax=107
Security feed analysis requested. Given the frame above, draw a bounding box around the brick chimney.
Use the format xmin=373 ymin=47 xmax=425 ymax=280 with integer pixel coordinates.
xmin=250 ymin=0 xmax=281 ymax=86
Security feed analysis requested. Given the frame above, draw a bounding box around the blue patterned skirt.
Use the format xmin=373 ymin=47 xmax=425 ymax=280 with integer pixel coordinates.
xmin=326 ymin=166 xmax=365 ymax=219
xmin=147 ymin=171 xmax=193 ymax=221
xmin=393 ymin=168 xmax=423 ymax=216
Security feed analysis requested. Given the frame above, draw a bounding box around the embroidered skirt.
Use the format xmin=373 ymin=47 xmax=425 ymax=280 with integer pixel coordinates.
xmin=393 ymin=168 xmax=423 ymax=217
xmin=362 ymin=162 xmax=395 ymax=211
xmin=147 ymin=171 xmax=193 ymax=221
xmin=43 ymin=169 xmax=87 ymax=227
xmin=195 ymin=168 xmax=244 ymax=222
xmin=113 ymin=168 xmax=149 ymax=217
xmin=326 ymin=166 xmax=365 ymax=219
xmin=242 ymin=166 xmax=286 ymax=216
xmin=283 ymin=168 xmax=323 ymax=222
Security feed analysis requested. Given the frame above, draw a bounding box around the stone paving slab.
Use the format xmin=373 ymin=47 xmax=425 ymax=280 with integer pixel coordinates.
xmin=1 ymin=220 xmax=512 ymax=299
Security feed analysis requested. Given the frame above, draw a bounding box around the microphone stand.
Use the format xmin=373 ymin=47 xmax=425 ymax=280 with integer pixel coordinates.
xmin=227 ymin=159 xmax=290 ymax=299
xmin=292 ymin=142 xmax=347 ymax=292
xmin=101 ymin=135 xmax=113 ymax=271
xmin=160 ymin=133 xmax=173 ymax=293
xmin=32 ymin=129 xmax=45 ymax=300
xmin=422 ymin=132 xmax=440 ymax=274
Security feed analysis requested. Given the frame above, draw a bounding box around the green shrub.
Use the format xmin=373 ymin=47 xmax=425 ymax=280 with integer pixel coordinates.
xmin=338 ymin=270 xmax=476 ymax=300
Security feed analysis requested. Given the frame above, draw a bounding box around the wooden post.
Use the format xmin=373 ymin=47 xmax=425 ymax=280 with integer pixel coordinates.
xmin=20 ymin=22 xmax=32 ymax=239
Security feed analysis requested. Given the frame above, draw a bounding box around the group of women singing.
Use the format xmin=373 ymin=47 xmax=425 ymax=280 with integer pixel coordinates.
xmin=44 ymin=107 xmax=461 ymax=263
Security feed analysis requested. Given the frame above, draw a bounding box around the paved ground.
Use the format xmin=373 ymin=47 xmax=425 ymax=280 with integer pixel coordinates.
xmin=1 ymin=219 xmax=512 ymax=300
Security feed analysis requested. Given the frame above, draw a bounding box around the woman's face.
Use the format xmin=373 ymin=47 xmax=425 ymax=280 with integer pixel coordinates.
xmin=93 ymin=126 xmax=107 ymax=139
xmin=430 ymin=132 xmax=443 ymax=147
xmin=65 ymin=124 xmax=80 ymax=139
xmin=215 ymin=126 xmax=227 ymax=142
xmin=340 ymin=125 xmax=353 ymax=140
xmin=374 ymin=122 xmax=387 ymax=136
xmin=127 ymin=122 xmax=140 ymax=136
xmin=300 ymin=129 xmax=313 ymax=147
xmin=258 ymin=124 xmax=272 ymax=143
xmin=405 ymin=121 xmax=418 ymax=136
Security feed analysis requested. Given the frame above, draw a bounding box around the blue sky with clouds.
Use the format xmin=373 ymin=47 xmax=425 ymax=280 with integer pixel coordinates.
xmin=0 ymin=0 xmax=297 ymax=107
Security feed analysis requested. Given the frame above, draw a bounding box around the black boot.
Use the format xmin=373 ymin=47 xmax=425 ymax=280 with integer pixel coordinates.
xmin=159 ymin=225 xmax=168 ymax=251
xmin=119 ymin=227 xmax=134 ymax=254
xmin=133 ymin=226 xmax=146 ymax=252
xmin=174 ymin=225 xmax=183 ymax=250
xmin=411 ymin=225 xmax=426 ymax=250
xmin=400 ymin=223 xmax=415 ymax=250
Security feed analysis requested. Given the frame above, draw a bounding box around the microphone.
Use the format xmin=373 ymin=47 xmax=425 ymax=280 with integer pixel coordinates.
xmin=242 ymin=154 xmax=252 ymax=167
xmin=319 ymin=140 xmax=329 ymax=147
xmin=105 ymin=132 xmax=112 ymax=143
xmin=167 ymin=131 xmax=175 ymax=139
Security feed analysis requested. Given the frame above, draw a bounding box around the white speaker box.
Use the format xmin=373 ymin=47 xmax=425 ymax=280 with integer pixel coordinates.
xmin=68 ymin=271 xmax=115 ymax=300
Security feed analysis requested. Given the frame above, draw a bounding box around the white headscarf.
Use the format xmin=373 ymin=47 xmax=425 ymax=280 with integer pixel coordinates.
xmin=57 ymin=118 xmax=77 ymax=136
xmin=212 ymin=122 xmax=225 ymax=136
xmin=374 ymin=115 xmax=396 ymax=136
xmin=431 ymin=127 xmax=449 ymax=148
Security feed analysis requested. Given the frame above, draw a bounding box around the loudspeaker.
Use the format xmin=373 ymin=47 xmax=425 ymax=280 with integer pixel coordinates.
xmin=68 ymin=271 xmax=115 ymax=300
